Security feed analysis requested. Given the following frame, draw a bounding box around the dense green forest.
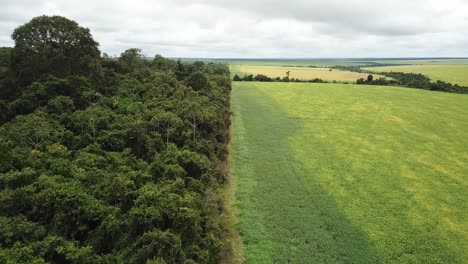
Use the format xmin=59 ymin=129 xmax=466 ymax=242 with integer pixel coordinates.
xmin=0 ymin=16 xmax=231 ymax=263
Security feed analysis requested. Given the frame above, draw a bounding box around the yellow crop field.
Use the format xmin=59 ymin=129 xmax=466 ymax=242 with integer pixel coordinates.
xmin=232 ymin=65 xmax=386 ymax=82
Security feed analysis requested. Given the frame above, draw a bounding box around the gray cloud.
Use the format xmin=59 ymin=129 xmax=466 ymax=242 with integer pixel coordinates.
xmin=0 ymin=0 xmax=467 ymax=57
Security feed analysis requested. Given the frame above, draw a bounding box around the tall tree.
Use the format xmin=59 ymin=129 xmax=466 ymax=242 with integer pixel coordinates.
xmin=10 ymin=15 xmax=100 ymax=84
xmin=152 ymin=111 xmax=182 ymax=144
xmin=186 ymin=71 xmax=210 ymax=91
xmin=118 ymin=48 xmax=147 ymax=73
xmin=182 ymin=94 xmax=215 ymax=141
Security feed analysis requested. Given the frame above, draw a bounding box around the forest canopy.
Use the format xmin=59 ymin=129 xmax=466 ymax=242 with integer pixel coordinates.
xmin=0 ymin=15 xmax=231 ymax=263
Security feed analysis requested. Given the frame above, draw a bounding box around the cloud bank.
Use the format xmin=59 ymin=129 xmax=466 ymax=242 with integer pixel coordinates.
xmin=0 ymin=0 xmax=467 ymax=58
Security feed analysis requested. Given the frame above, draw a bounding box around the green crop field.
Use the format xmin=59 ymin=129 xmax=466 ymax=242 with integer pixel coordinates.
xmin=364 ymin=64 xmax=468 ymax=86
xmin=230 ymin=82 xmax=468 ymax=263
xmin=231 ymin=65 xmax=386 ymax=82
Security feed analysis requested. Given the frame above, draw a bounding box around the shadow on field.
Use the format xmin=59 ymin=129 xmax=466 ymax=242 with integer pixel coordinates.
xmin=232 ymin=83 xmax=382 ymax=263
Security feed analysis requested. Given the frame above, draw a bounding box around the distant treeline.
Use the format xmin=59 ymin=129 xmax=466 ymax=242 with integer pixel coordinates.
xmin=233 ymin=73 xmax=327 ymax=83
xmin=333 ymin=66 xmax=468 ymax=94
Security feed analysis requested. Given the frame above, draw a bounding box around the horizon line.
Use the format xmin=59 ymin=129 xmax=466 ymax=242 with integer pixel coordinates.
xmin=171 ymin=57 xmax=468 ymax=60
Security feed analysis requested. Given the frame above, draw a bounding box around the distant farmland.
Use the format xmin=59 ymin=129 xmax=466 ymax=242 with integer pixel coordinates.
xmin=231 ymin=65 xmax=386 ymax=82
xmin=230 ymin=81 xmax=468 ymax=263
xmin=226 ymin=60 xmax=365 ymax=67
xmin=364 ymin=64 xmax=468 ymax=86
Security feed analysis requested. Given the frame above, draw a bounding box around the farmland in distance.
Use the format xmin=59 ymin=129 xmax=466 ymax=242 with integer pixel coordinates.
xmin=363 ymin=64 xmax=468 ymax=86
xmin=230 ymin=65 xmax=386 ymax=82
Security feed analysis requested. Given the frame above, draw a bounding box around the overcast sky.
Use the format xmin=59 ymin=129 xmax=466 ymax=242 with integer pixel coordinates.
xmin=1 ymin=0 xmax=467 ymax=58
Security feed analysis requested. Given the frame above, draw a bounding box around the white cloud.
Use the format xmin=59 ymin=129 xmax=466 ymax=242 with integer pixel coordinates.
xmin=0 ymin=0 xmax=467 ymax=57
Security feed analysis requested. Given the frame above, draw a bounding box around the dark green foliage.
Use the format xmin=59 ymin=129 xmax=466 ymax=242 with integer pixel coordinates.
xmin=10 ymin=16 xmax=100 ymax=85
xmin=0 ymin=48 xmax=16 ymax=101
xmin=0 ymin=47 xmax=12 ymax=68
xmin=130 ymin=230 xmax=184 ymax=263
xmin=186 ymin=71 xmax=210 ymax=91
xmin=356 ymin=71 xmax=468 ymax=93
xmin=0 ymin=16 xmax=231 ymax=263
xmin=334 ymin=65 xmax=468 ymax=94
xmin=118 ymin=48 xmax=149 ymax=74
xmin=233 ymin=73 xmax=326 ymax=83
xmin=151 ymin=55 xmax=177 ymax=72
xmin=254 ymin=74 xmax=273 ymax=82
